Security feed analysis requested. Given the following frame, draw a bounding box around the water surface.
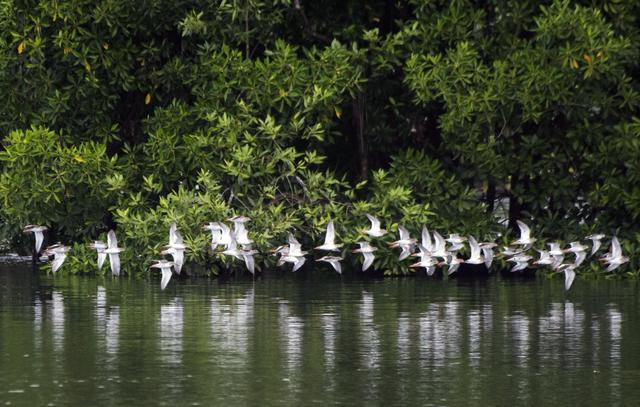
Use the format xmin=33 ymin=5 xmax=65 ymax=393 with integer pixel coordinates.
xmin=1 ymin=263 xmax=639 ymax=406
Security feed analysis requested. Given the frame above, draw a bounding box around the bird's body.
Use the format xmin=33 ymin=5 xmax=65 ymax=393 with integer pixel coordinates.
xmin=446 ymin=257 xmax=464 ymax=275
xmin=104 ymin=230 xmax=124 ymax=276
xmin=565 ymin=241 xmax=588 ymax=267
xmin=203 ymin=222 xmax=224 ymax=249
xmin=431 ymin=232 xmax=450 ymax=261
xmin=315 ymin=220 xmax=342 ymax=252
xmin=229 ymin=216 xmax=253 ymax=246
xmin=602 ymin=237 xmax=629 ymax=272
xmin=421 ymin=226 xmax=433 ymax=253
xmin=586 ymin=234 xmax=605 ymax=256
xmin=446 ymin=234 xmax=467 ymax=252
xmin=162 ymin=223 xmax=188 ymax=274
xmin=513 ymin=220 xmax=536 ymax=249
xmin=548 ymin=243 xmax=565 ymax=268
xmin=241 ymin=249 xmax=259 ymax=274
xmin=282 ymin=255 xmax=306 ymax=272
xmin=479 ymin=242 xmax=497 ymax=269
xmin=363 ymin=214 xmax=387 ymax=237
xmin=23 ymin=225 xmax=47 ymax=255
xmin=317 ymin=255 xmax=343 ymax=274
xmin=534 ymin=250 xmax=554 ymax=266
xmin=465 ymin=236 xmax=484 ymax=265
xmin=389 ymin=225 xmax=417 ymax=261
xmin=508 ymin=254 xmax=532 ymax=272
xmin=150 ymin=260 xmax=175 ymax=290
xmin=44 ymin=244 xmax=71 ymax=273
xmin=353 ymin=242 xmax=377 ymax=271
xmin=410 ymin=254 xmax=438 ymax=276
xmin=89 ymin=240 xmax=107 ymax=270
xmin=557 ymin=264 xmax=577 ymax=291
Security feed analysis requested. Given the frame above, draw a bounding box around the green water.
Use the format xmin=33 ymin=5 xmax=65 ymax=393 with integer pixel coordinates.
xmin=1 ymin=263 xmax=639 ymax=406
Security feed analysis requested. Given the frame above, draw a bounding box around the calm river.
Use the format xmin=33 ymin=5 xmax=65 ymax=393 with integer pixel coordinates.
xmin=1 ymin=262 xmax=639 ymax=406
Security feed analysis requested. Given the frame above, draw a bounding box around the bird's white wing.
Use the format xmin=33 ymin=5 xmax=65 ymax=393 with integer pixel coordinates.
xmin=34 ymin=230 xmax=44 ymax=254
xmin=330 ymin=260 xmax=342 ymax=274
xmin=160 ymin=268 xmax=172 ymax=290
xmin=433 ymin=232 xmax=445 ymax=252
xmin=174 ymin=229 xmax=184 ymax=245
xmin=52 ymin=252 xmax=67 ymax=273
xmin=421 ymin=226 xmax=432 ymax=251
xmin=292 ymin=257 xmax=306 ymax=272
xmin=611 ymin=237 xmax=622 ymax=258
xmin=173 ymin=250 xmax=184 ymax=273
xmin=243 ymin=254 xmax=255 ymax=275
xmin=324 ymin=220 xmax=335 ymax=246
xmin=590 ymin=239 xmax=601 ymax=256
xmin=398 ymin=245 xmax=411 ymax=261
xmin=448 ymin=263 xmax=460 ymax=275
xmin=109 ymin=253 xmax=121 ymax=276
xmin=575 ymin=251 xmax=586 ymax=266
xmin=398 ymin=225 xmax=409 ymax=241
xmin=366 ymin=214 xmax=380 ymax=230
xmin=97 ymin=252 xmax=106 ymax=269
xmin=169 ymin=223 xmax=177 ymax=245
xmin=107 ymin=230 xmax=118 ymax=249
xmin=564 ymin=268 xmax=576 ymax=291
xmin=516 ymin=220 xmax=531 ymax=240
xmin=468 ymin=236 xmax=480 ymax=260
xmin=483 ymin=248 xmax=494 ymax=268
xmin=362 ymin=252 xmax=374 ymax=271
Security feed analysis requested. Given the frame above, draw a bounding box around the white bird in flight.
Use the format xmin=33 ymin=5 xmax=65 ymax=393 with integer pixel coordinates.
xmin=315 ymin=220 xmax=342 ymax=252
xmin=44 ymin=244 xmax=71 ymax=273
xmin=513 ymin=220 xmax=536 ymax=249
xmin=104 ymin=230 xmax=124 ymax=276
xmin=23 ymin=225 xmax=47 ymax=255
xmin=202 ymin=222 xmax=224 ymax=249
xmin=446 ymin=234 xmax=467 ymax=252
xmin=601 ymin=237 xmax=629 ymax=272
xmin=508 ymin=254 xmax=532 ymax=272
xmin=410 ymin=248 xmax=438 ymax=276
xmin=445 ymin=256 xmax=464 ymax=275
xmin=479 ymin=242 xmax=497 ymax=269
xmin=229 ymin=216 xmax=253 ymax=246
xmin=241 ymin=248 xmax=259 ymax=275
xmin=420 ymin=226 xmax=433 ymax=253
xmin=548 ymin=243 xmax=565 ymax=268
xmin=161 ymin=223 xmax=187 ymax=274
xmin=557 ymin=263 xmax=577 ymax=291
xmin=363 ymin=214 xmax=387 ymax=237
xmin=89 ymin=240 xmax=107 ymax=270
xmin=317 ymin=255 xmax=343 ymax=274
xmin=465 ymin=236 xmax=484 ymax=265
xmin=533 ymin=249 xmax=554 ymax=266
xmin=389 ymin=225 xmax=416 ymax=261
xmin=353 ymin=242 xmax=377 ymax=271
xmin=586 ymin=233 xmax=605 ymax=256
xmin=565 ymin=241 xmax=588 ymax=267
xmin=150 ymin=260 xmax=175 ymax=290
xmin=277 ymin=234 xmax=307 ymax=272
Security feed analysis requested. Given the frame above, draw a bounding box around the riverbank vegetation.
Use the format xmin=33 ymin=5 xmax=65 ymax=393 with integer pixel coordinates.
xmin=1 ymin=0 xmax=639 ymax=276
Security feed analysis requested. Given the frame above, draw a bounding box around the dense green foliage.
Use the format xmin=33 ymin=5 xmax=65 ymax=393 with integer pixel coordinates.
xmin=1 ymin=0 xmax=639 ymax=275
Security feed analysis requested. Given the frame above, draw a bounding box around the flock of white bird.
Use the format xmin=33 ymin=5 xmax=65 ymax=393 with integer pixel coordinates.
xmin=23 ymin=216 xmax=630 ymax=291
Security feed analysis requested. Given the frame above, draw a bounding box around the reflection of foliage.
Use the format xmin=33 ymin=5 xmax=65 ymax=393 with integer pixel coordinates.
xmin=1 ymin=1 xmax=640 ymax=275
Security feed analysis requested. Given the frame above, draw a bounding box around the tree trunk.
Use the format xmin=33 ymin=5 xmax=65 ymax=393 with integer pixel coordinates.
xmin=352 ymin=91 xmax=368 ymax=181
